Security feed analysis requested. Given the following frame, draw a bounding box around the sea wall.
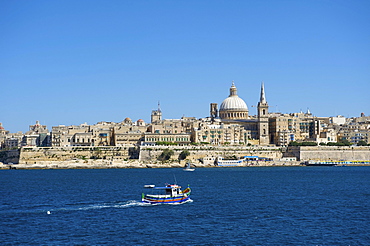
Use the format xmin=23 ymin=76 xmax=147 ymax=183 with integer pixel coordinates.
xmin=287 ymin=146 xmax=370 ymax=161
xmin=2 ymin=145 xmax=369 ymax=170
xmin=139 ymin=145 xmax=284 ymax=163
xmin=18 ymin=146 xmax=138 ymax=164
xmin=0 ymin=149 xmax=20 ymax=164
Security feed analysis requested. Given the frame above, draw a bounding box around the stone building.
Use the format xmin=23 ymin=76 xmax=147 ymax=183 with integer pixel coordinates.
xmin=22 ymin=121 xmax=50 ymax=147
xmin=112 ymin=119 xmax=147 ymax=145
xmin=192 ymin=121 xmax=250 ymax=145
xmin=51 ymin=123 xmax=90 ymax=147
xmin=151 ymin=103 xmax=162 ymax=124
xmin=0 ymin=129 xmax=24 ymax=149
xmin=269 ymin=114 xmax=296 ymax=146
xmin=0 ymin=123 xmax=21 ymax=149
xmin=51 ymin=119 xmax=148 ymax=147
xmin=338 ymin=116 xmax=370 ymax=144
xmin=0 ymin=123 xmax=9 ymax=149
xmin=143 ymin=133 xmax=191 ymax=145
xmin=268 ymin=112 xmax=334 ymax=146
xmin=144 ymin=116 xmax=197 ymax=145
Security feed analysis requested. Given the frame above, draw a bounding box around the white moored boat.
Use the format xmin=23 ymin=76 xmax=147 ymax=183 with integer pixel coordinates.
xmin=183 ymin=162 xmax=195 ymax=171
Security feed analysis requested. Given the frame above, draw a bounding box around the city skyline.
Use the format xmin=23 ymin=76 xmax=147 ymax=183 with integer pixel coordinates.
xmin=1 ymin=1 xmax=369 ymax=133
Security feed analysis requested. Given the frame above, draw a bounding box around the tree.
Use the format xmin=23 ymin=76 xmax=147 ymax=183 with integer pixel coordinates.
xmin=339 ymin=139 xmax=352 ymax=146
xmin=357 ymin=140 xmax=368 ymax=146
xmin=178 ymin=150 xmax=190 ymax=161
xmin=158 ymin=149 xmax=174 ymax=162
xmin=289 ymin=141 xmax=317 ymax=146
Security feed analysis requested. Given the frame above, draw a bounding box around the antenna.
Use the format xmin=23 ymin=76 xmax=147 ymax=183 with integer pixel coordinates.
xmin=173 ymin=174 xmax=177 ymax=184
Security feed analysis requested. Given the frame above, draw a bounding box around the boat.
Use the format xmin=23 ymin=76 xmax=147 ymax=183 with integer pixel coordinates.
xmin=302 ymin=160 xmax=370 ymax=166
xmin=215 ymin=156 xmax=273 ymax=166
xmin=141 ymin=183 xmax=191 ymax=204
xmin=183 ymin=162 xmax=195 ymax=171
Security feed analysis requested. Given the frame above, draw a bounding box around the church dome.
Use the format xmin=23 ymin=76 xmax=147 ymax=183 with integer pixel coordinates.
xmin=123 ymin=118 xmax=132 ymax=124
xmin=219 ymin=82 xmax=248 ymax=120
xmin=220 ymin=96 xmax=248 ymax=111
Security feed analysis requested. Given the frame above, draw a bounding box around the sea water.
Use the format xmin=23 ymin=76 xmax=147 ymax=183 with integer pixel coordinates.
xmin=1 ymin=167 xmax=369 ymax=245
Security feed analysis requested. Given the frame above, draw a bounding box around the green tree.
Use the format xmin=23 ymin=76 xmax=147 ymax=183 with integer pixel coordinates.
xmin=289 ymin=141 xmax=317 ymax=146
xmin=302 ymin=142 xmax=317 ymax=146
xmin=178 ymin=150 xmax=190 ymax=161
xmin=357 ymin=140 xmax=368 ymax=146
xmin=327 ymin=142 xmax=337 ymax=146
xmin=158 ymin=149 xmax=174 ymax=162
xmin=339 ymin=139 xmax=352 ymax=146
xmin=288 ymin=141 xmax=299 ymax=146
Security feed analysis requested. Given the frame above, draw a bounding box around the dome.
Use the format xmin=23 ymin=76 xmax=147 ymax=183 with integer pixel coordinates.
xmin=219 ymin=82 xmax=249 ymax=120
xmin=123 ymin=118 xmax=132 ymax=124
xmin=220 ymin=96 xmax=248 ymax=111
xmin=220 ymin=82 xmax=248 ymax=111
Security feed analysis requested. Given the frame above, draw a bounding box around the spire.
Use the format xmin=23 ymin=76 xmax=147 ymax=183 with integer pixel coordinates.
xmin=229 ymin=81 xmax=237 ymax=97
xmin=158 ymin=101 xmax=161 ymax=112
xmin=260 ymin=81 xmax=266 ymax=104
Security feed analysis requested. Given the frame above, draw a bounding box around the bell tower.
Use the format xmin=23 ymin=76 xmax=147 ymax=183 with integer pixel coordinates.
xmin=151 ymin=102 xmax=162 ymax=124
xmin=258 ymin=82 xmax=269 ymax=145
xmin=210 ymin=103 xmax=218 ymax=121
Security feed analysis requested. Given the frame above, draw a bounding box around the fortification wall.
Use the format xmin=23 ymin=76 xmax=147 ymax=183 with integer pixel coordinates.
xmin=19 ymin=146 xmax=137 ymax=164
xmin=3 ymin=145 xmax=370 ymax=169
xmin=0 ymin=149 xmax=20 ymax=164
xmin=139 ymin=145 xmax=284 ymax=163
xmin=287 ymin=146 xmax=370 ymax=161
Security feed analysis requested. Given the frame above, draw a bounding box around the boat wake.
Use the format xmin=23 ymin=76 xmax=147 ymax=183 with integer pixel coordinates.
xmin=75 ymin=200 xmax=150 ymax=210
xmin=52 ymin=200 xmax=152 ymax=212
xmin=2 ymin=200 xmax=151 ymax=215
xmin=2 ymin=199 xmax=193 ymax=216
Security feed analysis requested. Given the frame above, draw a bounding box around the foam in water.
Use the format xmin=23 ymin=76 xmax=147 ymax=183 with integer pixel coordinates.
xmin=28 ymin=200 xmax=154 ymax=214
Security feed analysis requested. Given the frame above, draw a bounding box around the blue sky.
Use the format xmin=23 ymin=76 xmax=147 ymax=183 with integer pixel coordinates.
xmin=1 ymin=0 xmax=369 ymax=133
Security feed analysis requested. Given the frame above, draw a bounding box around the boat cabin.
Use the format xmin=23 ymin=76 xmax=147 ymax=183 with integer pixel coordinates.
xmin=144 ymin=184 xmax=184 ymax=197
xmin=165 ymin=185 xmax=182 ymax=196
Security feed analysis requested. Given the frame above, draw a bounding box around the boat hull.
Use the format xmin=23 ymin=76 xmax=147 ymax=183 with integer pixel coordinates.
xmin=142 ymin=195 xmax=191 ymax=204
xmin=142 ymin=187 xmax=191 ymax=204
